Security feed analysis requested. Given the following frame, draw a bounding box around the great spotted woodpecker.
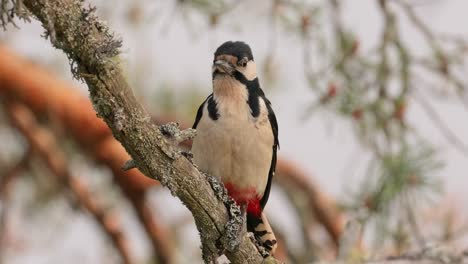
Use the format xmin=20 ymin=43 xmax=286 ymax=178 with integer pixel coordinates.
xmin=191 ymin=41 xmax=279 ymax=255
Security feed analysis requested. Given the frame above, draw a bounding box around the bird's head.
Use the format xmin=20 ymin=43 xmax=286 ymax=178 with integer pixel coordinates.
xmin=212 ymin=41 xmax=257 ymax=81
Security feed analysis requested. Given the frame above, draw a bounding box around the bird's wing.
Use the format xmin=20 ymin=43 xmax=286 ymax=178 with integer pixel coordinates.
xmin=260 ymin=96 xmax=279 ymax=209
xmin=192 ymin=95 xmax=211 ymax=129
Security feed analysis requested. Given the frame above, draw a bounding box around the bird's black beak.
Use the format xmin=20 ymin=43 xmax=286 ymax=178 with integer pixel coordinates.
xmin=213 ymin=59 xmax=234 ymax=75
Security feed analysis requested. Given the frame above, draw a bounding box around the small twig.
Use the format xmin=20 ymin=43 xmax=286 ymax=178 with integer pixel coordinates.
xmin=0 ymin=149 xmax=31 ymax=263
xmin=337 ymin=218 xmax=363 ymax=260
xmin=122 ymin=159 xmax=137 ymax=171
xmin=394 ymin=0 xmax=441 ymax=53
xmin=413 ymin=88 xmax=468 ymax=156
xmin=380 ymin=244 xmax=468 ymax=264
xmin=0 ymin=150 xmax=31 ymax=197
xmin=404 ymin=194 xmax=425 ymax=248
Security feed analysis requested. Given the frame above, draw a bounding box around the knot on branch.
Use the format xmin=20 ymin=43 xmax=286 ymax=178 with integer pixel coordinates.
xmin=160 ymin=122 xmax=196 ymax=144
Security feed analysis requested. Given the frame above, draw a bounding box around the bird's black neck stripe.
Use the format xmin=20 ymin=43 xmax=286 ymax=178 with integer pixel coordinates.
xmin=207 ymin=95 xmax=219 ymax=121
xmin=232 ymin=71 xmax=263 ymax=118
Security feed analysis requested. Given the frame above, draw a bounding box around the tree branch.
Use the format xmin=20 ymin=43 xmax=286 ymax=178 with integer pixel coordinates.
xmin=17 ymin=0 xmax=276 ymax=262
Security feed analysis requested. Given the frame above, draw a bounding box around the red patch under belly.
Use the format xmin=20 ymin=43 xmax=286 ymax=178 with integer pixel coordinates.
xmin=224 ymin=182 xmax=262 ymax=217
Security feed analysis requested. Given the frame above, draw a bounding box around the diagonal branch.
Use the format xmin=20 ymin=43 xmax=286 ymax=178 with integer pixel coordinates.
xmin=413 ymin=87 xmax=468 ymax=155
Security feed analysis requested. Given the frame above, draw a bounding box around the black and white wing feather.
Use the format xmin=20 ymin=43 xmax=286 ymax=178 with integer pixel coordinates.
xmin=259 ymin=96 xmax=279 ymax=209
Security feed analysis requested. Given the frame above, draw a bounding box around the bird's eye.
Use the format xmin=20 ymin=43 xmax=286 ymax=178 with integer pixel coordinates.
xmin=238 ymin=57 xmax=248 ymax=67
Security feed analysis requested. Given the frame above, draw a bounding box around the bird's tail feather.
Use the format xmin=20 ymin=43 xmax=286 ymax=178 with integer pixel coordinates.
xmin=247 ymin=212 xmax=277 ymax=255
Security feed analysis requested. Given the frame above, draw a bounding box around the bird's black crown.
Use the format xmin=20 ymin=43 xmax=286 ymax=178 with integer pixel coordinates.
xmin=214 ymin=41 xmax=254 ymax=61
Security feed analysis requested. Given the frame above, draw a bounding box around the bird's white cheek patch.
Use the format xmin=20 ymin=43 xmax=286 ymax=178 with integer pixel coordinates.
xmin=238 ymin=60 xmax=257 ymax=81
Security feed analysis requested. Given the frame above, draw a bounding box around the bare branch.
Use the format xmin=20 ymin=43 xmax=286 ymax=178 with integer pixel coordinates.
xmin=413 ymin=88 xmax=468 ymax=155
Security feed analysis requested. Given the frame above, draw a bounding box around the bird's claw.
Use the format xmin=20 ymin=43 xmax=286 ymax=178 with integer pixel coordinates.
xmin=248 ymin=233 xmax=270 ymax=258
xmin=181 ymin=151 xmax=193 ymax=160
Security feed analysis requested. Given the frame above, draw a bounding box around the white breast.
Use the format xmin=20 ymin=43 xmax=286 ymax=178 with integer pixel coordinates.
xmin=191 ymin=80 xmax=273 ymax=199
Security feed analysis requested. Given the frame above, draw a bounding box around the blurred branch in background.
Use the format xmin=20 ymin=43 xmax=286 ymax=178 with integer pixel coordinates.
xmin=276 ymin=159 xmax=343 ymax=249
xmin=0 ymin=149 xmax=31 ymax=264
xmin=4 ymin=101 xmax=135 ymax=264
xmin=0 ymin=150 xmax=30 ymax=199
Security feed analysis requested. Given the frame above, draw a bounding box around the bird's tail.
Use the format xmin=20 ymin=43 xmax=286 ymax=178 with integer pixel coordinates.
xmin=247 ymin=212 xmax=277 ymax=255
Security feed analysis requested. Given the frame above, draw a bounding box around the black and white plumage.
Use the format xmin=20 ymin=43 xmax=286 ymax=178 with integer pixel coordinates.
xmin=191 ymin=41 xmax=279 ymax=254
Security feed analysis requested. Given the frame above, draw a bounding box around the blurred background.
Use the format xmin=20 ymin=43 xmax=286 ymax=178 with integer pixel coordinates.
xmin=1 ymin=0 xmax=468 ymax=263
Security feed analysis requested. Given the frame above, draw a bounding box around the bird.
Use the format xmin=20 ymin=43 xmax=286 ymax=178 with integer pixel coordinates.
xmin=191 ymin=41 xmax=279 ymax=255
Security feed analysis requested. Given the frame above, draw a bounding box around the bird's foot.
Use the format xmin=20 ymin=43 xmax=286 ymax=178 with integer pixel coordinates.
xmin=248 ymin=213 xmax=277 ymax=257
xmin=159 ymin=122 xmax=196 ymax=143
xmin=180 ymin=150 xmax=193 ymax=160
xmin=249 ymin=233 xmax=270 ymax=258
